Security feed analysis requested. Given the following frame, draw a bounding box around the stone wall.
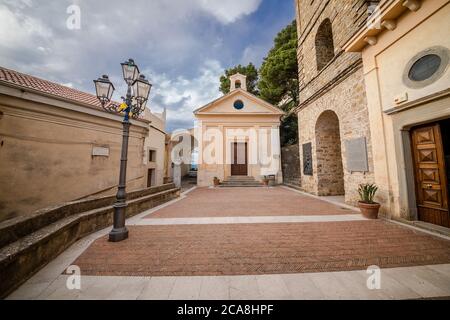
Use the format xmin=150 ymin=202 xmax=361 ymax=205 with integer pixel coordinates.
xmin=281 ymin=144 xmax=301 ymax=186
xmin=295 ymin=0 xmax=375 ymax=205
xmin=296 ymin=0 xmax=370 ymax=101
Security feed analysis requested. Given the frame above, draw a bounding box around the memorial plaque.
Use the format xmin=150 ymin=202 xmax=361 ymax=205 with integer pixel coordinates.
xmin=92 ymin=146 xmax=109 ymax=157
xmin=303 ymin=142 xmax=313 ymax=176
xmin=345 ymin=137 xmax=369 ymax=172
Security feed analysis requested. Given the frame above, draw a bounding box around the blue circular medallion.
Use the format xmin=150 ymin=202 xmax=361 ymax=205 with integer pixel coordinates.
xmin=233 ymin=100 xmax=244 ymax=110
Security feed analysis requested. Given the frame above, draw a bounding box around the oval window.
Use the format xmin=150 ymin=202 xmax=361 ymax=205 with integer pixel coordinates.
xmin=408 ymin=54 xmax=442 ymax=82
xmin=233 ymin=100 xmax=244 ymax=110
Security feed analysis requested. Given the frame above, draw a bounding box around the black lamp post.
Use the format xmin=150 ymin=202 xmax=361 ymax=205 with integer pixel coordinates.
xmin=94 ymin=58 xmax=152 ymax=242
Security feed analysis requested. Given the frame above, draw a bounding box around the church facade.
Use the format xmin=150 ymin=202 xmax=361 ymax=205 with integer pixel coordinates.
xmin=193 ymin=73 xmax=284 ymax=187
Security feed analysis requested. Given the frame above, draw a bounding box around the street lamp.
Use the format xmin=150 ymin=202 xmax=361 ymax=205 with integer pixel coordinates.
xmin=94 ymin=58 xmax=152 ymax=242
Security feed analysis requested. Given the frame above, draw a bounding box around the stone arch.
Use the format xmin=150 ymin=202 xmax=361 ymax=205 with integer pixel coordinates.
xmin=315 ymin=18 xmax=335 ymax=71
xmin=315 ymin=110 xmax=345 ymax=196
xmin=235 ymin=80 xmax=242 ymax=89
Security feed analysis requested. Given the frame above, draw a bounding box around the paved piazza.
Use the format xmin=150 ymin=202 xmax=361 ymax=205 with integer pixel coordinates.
xmin=145 ymin=187 xmax=354 ymax=218
xmin=8 ymin=187 xmax=450 ymax=300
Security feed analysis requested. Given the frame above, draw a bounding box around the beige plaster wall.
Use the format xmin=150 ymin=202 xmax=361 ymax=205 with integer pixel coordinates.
xmin=360 ymin=0 xmax=450 ymax=219
xmin=143 ymin=111 xmax=167 ymax=187
xmin=0 ymin=93 xmax=150 ymax=222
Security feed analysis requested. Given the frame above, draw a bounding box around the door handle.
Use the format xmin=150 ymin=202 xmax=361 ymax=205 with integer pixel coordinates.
xmin=426 ymin=184 xmax=433 ymax=189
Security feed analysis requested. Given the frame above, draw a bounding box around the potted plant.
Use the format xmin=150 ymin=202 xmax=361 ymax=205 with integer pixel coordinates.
xmin=262 ymin=175 xmax=269 ymax=186
xmin=213 ymin=177 xmax=220 ymax=187
xmin=358 ymin=183 xmax=380 ymax=219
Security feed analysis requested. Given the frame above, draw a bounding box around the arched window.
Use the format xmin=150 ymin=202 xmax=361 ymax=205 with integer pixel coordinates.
xmin=315 ymin=19 xmax=335 ymax=71
xmin=235 ymin=80 xmax=242 ymax=89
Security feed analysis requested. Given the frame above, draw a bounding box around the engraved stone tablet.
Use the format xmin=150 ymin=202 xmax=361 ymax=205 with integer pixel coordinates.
xmin=345 ymin=137 xmax=369 ymax=172
xmin=92 ymin=146 xmax=109 ymax=157
xmin=303 ymin=142 xmax=313 ymax=176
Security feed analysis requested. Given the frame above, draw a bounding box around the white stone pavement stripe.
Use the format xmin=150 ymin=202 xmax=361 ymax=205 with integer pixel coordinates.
xmin=129 ymin=214 xmax=368 ymax=226
xmin=280 ymin=185 xmax=360 ymax=212
xmin=7 ymin=264 xmax=450 ymax=300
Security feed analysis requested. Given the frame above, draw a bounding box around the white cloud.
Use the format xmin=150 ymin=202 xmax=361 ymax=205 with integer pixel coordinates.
xmin=146 ymin=60 xmax=223 ymax=130
xmin=0 ymin=0 xmax=268 ymax=131
xmin=0 ymin=5 xmax=52 ymax=49
xmin=197 ymin=0 xmax=262 ymax=24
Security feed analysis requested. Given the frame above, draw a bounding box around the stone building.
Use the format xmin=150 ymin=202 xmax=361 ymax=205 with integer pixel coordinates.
xmin=193 ymin=73 xmax=284 ymax=187
xmin=0 ymin=66 xmax=166 ymax=222
xmin=294 ymin=0 xmax=376 ymax=206
xmin=344 ymin=0 xmax=450 ymax=227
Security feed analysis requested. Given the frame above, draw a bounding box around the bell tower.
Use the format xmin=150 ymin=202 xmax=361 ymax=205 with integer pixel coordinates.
xmin=229 ymin=73 xmax=247 ymax=92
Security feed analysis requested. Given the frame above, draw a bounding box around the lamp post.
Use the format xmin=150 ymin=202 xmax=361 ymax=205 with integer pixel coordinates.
xmin=94 ymin=58 xmax=152 ymax=242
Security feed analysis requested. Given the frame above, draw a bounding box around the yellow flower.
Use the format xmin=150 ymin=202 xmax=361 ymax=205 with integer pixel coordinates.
xmin=118 ymin=103 xmax=127 ymax=112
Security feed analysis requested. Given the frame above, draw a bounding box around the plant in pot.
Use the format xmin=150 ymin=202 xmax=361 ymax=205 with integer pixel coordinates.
xmin=262 ymin=175 xmax=269 ymax=186
xmin=213 ymin=177 xmax=220 ymax=187
xmin=358 ymin=183 xmax=380 ymax=219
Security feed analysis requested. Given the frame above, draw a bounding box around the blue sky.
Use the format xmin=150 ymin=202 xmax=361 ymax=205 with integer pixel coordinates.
xmin=0 ymin=0 xmax=295 ymax=131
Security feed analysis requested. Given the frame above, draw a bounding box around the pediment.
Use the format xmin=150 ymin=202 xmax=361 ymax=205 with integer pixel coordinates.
xmin=194 ymin=89 xmax=284 ymax=116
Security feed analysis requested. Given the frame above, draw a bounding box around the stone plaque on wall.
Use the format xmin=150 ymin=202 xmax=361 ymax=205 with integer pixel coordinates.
xmin=303 ymin=142 xmax=313 ymax=176
xmin=92 ymin=146 xmax=109 ymax=157
xmin=345 ymin=137 xmax=369 ymax=172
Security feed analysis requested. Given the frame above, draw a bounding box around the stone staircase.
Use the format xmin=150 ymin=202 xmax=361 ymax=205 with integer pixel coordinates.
xmin=0 ymin=183 xmax=180 ymax=298
xmin=219 ymin=176 xmax=263 ymax=187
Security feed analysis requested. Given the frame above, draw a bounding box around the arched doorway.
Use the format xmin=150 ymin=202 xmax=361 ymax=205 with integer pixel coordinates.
xmin=315 ymin=19 xmax=335 ymax=71
xmin=315 ymin=110 xmax=345 ymax=196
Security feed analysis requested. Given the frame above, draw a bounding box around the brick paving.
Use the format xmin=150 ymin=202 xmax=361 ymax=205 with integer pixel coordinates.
xmin=145 ymin=187 xmax=353 ymax=218
xmin=72 ymin=220 xmax=450 ymax=277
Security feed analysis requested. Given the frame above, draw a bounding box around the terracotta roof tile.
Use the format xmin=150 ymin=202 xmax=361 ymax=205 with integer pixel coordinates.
xmin=0 ymin=66 xmax=149 ymax=123
xmin=0 ymin=66 xmax=105 ymax=110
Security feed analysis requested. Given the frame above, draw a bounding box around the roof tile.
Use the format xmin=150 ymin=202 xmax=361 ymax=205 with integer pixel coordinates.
xmin=0 ymin=66 xmax=104 ymax=110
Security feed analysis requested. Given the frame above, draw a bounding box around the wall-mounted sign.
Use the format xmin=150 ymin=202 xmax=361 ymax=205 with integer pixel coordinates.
xmin=92 ymin=146 xmax=109 ymax=157
xmin=345 ymin=137 xmax=369 ymax=172
xmin=303 ymin=142 xmax=313 ymax=176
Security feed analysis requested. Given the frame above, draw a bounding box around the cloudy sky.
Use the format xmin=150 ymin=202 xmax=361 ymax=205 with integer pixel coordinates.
xmin=0 ymin=0 xmax=294 ymax=131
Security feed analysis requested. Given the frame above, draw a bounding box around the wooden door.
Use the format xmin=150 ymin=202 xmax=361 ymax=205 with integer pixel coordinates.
xmin=411 ymin=124 xmax=449 ymax=227
xmin=231 ymin=142 xmax=248 ymax=176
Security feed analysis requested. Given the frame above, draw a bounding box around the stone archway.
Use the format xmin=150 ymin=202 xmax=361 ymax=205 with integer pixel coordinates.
xmin=315 ymin=110 xmax=345 ymax=196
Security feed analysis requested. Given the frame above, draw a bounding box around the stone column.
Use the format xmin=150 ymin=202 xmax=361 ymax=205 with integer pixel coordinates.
xmin=272 ymin=125 xmax=283 ymax=184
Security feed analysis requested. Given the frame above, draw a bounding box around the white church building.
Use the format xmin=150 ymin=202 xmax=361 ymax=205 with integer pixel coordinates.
xmin=193 ymin=73 xmax=284 ymax=187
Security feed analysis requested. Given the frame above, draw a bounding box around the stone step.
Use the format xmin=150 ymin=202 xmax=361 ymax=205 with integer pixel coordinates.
xmin=221 ymin=176 xmax=262 ymax=187
xmin=0 ymin=183 xmax=178 ymax=249
xmin=221 ymin=181 xmax=262 ymax=186
xmin=0 ymin=185 xmax=180 ymax=298
xmin=219 ymin=184 xmax=263 ymax=188
xmin=224 ymin=176 xmax=257 ymax=181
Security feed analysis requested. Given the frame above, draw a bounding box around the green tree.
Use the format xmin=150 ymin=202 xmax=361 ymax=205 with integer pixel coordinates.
xmin=259 ymin=20 xmax=298 ymax=106
xmin=259 ymin=20 xmax=299 ymax=145
xmin=219 ymin=63 xmax=259 ymax=96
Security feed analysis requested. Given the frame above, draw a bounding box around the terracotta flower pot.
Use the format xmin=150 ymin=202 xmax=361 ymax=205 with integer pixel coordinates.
xmin=262 ymin=179 xmax=269 ymax=186
xmin=213 ymin=178 xmax=220 ymax=187
xmin=358 ymin=202 xmax=380 ymax=219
